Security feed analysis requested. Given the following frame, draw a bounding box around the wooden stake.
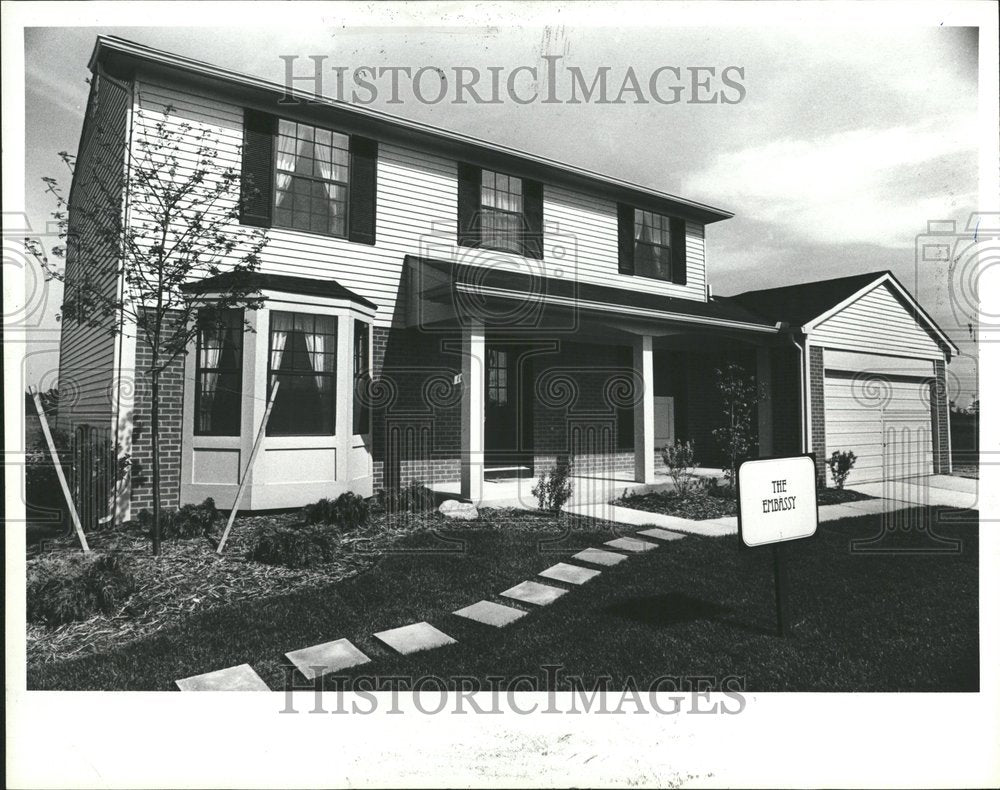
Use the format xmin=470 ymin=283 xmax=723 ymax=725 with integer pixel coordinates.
xmin=217 ymin=380 xmax=279 ymax=555
xmin=30 ymin=387 xmax=90 ymax=553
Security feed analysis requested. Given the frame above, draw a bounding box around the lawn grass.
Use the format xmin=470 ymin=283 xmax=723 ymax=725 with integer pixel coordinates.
xmin=615 ymin=484 xmax=872 ymax=520
xmin=26 ymin=507 xmax=978 ymax=692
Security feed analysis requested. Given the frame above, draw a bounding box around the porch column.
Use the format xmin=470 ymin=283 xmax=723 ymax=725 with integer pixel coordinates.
xmin=460 ymin=320 xmax=485 ymax=503
xmin=632 ymin=334 xmax=655 ymax=483
xmin=756 ymin=346 xmax=774 ymax=457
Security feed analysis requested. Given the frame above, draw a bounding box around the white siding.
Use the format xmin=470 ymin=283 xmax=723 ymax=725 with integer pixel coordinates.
xmin=808 ymin=282 xmax=945 ymax=359
xmin=58 ymin=72 xmax=130 ymax=430
xmin=131 ymin=75 xmax=710 ymax=331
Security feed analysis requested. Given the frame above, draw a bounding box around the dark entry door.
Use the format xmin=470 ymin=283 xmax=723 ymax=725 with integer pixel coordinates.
xmin=485 ymin=344 xmax=532 ymax=473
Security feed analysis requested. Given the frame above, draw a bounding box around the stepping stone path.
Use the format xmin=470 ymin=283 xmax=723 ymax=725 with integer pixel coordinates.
xmin=500 ymin=580 xmax=568 ymax=606
xmin=374 ymin=622 xmax=457 ymax=655
xmin=604 ymin=536 xmax=658 ymax=552
xmin=454 ymin=600 xmax=527 ymax=628
xmin=285 ymin=638 xmax=371 ymax=680
xmin=638 ymin=527 xmax=686 ymax=542
xmin=539 ymin=562 xmax=601 ymax=585
xmin=572 ymin=547 xmax=629 ymax=566
xmin=175 ymin=663 xmax=270 ymax=692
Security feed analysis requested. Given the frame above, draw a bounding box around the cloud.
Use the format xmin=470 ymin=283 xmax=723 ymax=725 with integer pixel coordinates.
xmin=686 ymin=114 xmax=978 ymax=248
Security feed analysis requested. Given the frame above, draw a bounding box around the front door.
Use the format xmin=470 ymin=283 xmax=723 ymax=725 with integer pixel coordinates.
xmin=485 ymin=344 xmax=532 ymax=474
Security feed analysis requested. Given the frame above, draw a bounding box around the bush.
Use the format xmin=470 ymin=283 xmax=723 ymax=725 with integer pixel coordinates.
xmin=378 ymin=481 xmax=436 ymax=514
xmin=135 ymin=498 xmax=219 ymax=540
xmin=827 ymin=450 xmax=857 ymax=489
xmin=247 ymin=523 xmax=341 ymax=569
xmin=662 ymin=440 xmax=700 ymax=497
xmin=300 ymin=492 xmax=369 ymax=531
xmin=532 ymin=456 xmax=574 ymax=512
xmin=27 ymin=552 xmax=137 ymax=625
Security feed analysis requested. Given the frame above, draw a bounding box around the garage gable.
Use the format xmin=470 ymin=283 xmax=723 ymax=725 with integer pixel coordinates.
xmin=806 ymin=280 xmax=946 ymax=359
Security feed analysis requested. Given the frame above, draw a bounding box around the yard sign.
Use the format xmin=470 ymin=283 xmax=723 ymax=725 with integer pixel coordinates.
xmin=737 ymin=454 xmax=818 ymax=547
xmin=737 ymin=454 xmax=819 ymax=637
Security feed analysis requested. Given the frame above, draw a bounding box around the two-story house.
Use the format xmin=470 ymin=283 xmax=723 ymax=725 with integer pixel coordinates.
xmin=58 ymin=37 xmax=958 ymax=520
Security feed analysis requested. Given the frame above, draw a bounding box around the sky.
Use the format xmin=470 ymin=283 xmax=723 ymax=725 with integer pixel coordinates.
xmin=21 ymin=22 xmax=982 ymax=404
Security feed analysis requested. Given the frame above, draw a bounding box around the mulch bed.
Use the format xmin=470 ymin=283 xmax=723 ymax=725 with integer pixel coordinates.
xmin=613 ymin=485 xmax=873 ymax=520
xmin=25 ymin=506 xmax=590 ymax=666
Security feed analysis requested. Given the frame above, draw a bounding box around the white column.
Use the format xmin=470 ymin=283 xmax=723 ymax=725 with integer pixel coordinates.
xmin=460 ymin=320 xmax=485 ymax=503
xmin=756 ymin=346 xmax=774 ymax=457
xmin=633 ymin=334 xmax=655 ymax=483
xmin=335 ymin=313 xmax=353 ymax=487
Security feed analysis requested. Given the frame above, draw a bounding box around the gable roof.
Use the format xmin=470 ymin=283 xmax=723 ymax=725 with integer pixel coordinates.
xmin=89 ymin=36 xmax=733 ymax=225
xmin=727 ymin=270 xmax=890 ymax=327
xmin=727 ymin=270 xmax=958 ymax=357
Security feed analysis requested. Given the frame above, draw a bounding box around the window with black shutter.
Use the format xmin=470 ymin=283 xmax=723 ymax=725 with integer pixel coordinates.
xmin=239 ymin=110 xmax=377 ymax=244
xmin=617 ymin=204 xmax=687 ymax=285
xmin=457 ymin=164 xmax=543 ymax=259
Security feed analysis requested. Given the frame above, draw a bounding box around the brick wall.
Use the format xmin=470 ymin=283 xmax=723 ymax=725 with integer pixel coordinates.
xmin=129 ymin=310 xmax=186 ymax=512
xmin=531 ymin=340 xmax=634 ymax=475
xmin=930 ymin=358 xmax=951 ymax=474
xmin=372 ymin=326 xmax=463 ymax=491
xmin=808 ymin=345 xmax=826 ymax=487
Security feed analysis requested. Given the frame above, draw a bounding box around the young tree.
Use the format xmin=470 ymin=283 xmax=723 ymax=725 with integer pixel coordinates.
xmin=28 ymin=100 xmax=268 ymax=554
xmin=712 ymin=362 xmax=762 ymax=487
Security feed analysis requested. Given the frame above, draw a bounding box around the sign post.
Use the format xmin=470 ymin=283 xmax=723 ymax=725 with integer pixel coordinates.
xmin=737 ymin=454 xmax=818 ymax=637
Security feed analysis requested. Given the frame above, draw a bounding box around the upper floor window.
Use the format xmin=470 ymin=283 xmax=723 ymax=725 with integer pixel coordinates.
xmin=194 ymin=310 xmax=243 ymax=436
xmin=634 ymin=209 xmax=672 ymax=281
xmin=274 ymin=120 xmax=350 ymax=237
xmin=480 ymin=170 xmax=524 ymax=253
xmin=457 ymin=163 xmax=543 ymax=259
xmin=617 ymin=204 xmax=687 ymax=285
xmin=267 ymin=311 xmax=338 ymax=436
xmin=240 ymin=108 xmax=377 ymax=245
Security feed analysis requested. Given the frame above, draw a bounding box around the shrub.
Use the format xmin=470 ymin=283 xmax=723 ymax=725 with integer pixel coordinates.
xmin=26 ymin=552 xmax=137 ymax=625
xmin=378 ymin=481 xmax=436 ymax=514
xmin=827 ymin=450 xmax=857 ymax=489
xmin=135 ymin=497 xmax=219 ymax=540
xmin=662 ymin=440 xmax=700 ymax=497
xmin=247 ymin=523 xmax=341 ymax=569
xmin=300 ymin=492 xmax=369 ymax=531
xmin=532 ymin=456 xmax=574 ymax=512
xmin=711 ymin=363 xmax=760 ymax=487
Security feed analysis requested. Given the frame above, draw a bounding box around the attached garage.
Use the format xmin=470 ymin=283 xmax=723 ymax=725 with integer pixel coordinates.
xmin=730 ymin=271 xmax=959 ymax=487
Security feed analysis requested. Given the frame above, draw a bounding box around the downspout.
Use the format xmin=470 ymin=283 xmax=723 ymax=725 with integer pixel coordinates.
xmin=778 ymin=322 xmax=810 ymax=455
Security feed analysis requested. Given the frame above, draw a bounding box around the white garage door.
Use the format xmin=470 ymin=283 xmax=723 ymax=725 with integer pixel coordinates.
xmin=822 ymin=352 xmax=934 ymax=485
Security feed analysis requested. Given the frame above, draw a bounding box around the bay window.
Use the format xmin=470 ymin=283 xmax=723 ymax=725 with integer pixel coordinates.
xmin=194 ymin=310 xmax=243 ymax=436
xmin=353 ymin=320 xmax=371 ymax=435
xmin=267 ymin=311 xmax=338 ymax=436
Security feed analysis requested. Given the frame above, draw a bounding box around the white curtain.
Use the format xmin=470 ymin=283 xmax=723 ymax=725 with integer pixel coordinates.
xmin=314 ymin=158 xmax=345 ymax=230
xmin=302 ymin=330 xmax=325 ymax=391
xmin=270 ymin=312 xmax=294 ymax=372
xmin=199 ymin=328 xmax=224 ymax=430
xmin=274 ymin=134 xmax=299 ymax=198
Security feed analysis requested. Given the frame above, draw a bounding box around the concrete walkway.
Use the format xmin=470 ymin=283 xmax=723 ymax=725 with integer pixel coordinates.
xmin=565 ymin=475 xmax=977 ymax=538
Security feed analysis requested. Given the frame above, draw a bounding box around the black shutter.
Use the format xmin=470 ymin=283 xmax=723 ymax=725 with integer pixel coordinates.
xmin=457 ymin=162 xmax=481 ymax=247
xmin=617 ymin=204 xmax=635 ymax=275
xmin=349 ymin=136 xmax=378 ymax=245
xmin=670 ymin=216 xmax=687 ymax=285
xmin=522 ymin=179 xmax=544 ymax=259
xmin=240 ymin=109 xmax=275 ymax=227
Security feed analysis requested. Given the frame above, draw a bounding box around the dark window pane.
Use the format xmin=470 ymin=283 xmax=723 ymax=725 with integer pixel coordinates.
xmin=195 ymin=310 xmax=243 ymax=436
xmin=267 ymin=310 xmax=338 ymax=436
